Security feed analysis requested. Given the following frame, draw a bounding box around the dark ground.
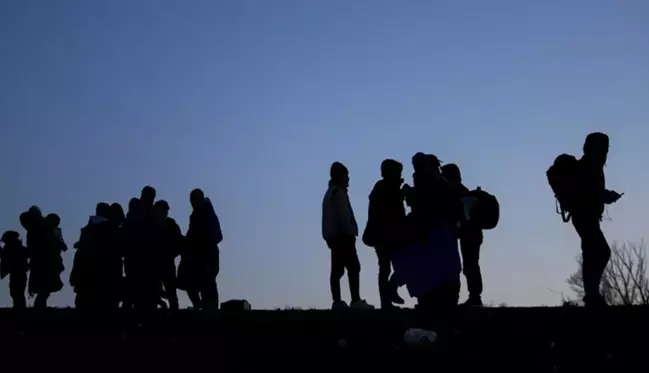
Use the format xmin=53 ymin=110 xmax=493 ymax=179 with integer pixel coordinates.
xmin=1 ymin=306 xmax=647 ymax=372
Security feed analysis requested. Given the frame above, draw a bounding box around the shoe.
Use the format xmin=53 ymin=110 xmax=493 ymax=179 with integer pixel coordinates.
xmin=332 ymin=301 xmax=349 ymax=310
xmin=461 ymin=297 xmax=483 ymax=307
xmin=390 ymin=291 xmax=405 ymax=305
xmin=350 ymin=299 xmax=375 ymax=309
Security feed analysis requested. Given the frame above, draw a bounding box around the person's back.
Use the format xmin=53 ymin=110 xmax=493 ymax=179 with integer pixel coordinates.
xmin=322 ymin=181 xmax=358 ymax=243
xmin=71 ymin=205 xmax=119 ymax=309
xmin=365 ymin=179 xmax=406 ymax=247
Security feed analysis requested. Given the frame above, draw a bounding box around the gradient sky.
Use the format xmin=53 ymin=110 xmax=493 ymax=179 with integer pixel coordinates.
xmin=1 ymin=0 xmax=647 ymax=309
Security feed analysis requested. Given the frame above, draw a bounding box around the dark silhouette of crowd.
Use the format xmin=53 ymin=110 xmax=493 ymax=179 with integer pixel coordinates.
xmin=1 ymin=186 xmax=223 ymax=311
xmin=0 ymin=132 xmax=623 ymax=314
xmin=320 ymin=131 xmax=621 ymax=319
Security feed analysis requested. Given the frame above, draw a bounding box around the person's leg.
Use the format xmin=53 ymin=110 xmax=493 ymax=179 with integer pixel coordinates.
xmin=343 ymin=237 xmax=373 ymax=309
xmin=9 ymin=276 xmax=27 ymax=309
xmin=375 ymin=246 xmax=403 ymax=308
xmin=344 ymin=238 xmax=362 ymax=303
xmin=201 ymin=248 xmax=220 ymax=311
xmin=375 ymin=246 xmax=391 ymax=307
xmin=460 ymin=231 xmax=483 ymax=305
xmin=34 ymin=292 xmax=50 ymax=309
xmin=187 ymin=290 xmax=202 ymax=309
xmin=163 ymin=262 xmax=179 ymax=311
xmin=328 ymin=238 xmax=346 ymax=306
xmin=573 ymin=216 xmax=611 ymax=306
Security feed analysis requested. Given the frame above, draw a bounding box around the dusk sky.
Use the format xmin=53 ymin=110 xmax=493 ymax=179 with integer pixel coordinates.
xmin=1 ymin=0 xmax=647 ymax=308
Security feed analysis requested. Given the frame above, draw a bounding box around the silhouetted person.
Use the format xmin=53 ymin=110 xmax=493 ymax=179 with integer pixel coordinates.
xmin=1 ymin=231 xmax=29 ymax=309
xmin=130 ymin=186 xmax=165 ymax=309
xmin=110 ymin=203 xmax=126 ymax=225
xmin=121 ymin=198 xmax=143 ymax=309
xmin=180 ymin=189 xmax=223 ymax=311
xmin=70 ymin=203 xmax=122 ymax=310
xmin=572 ymin=133 xmax=622 ymax=308
xmin=362 ymin=159 xmax=406 ymax=309
xmin=141 ymin=185 xmax=156 ymax=207
xmin=322 ymin=162 xmax=373 ymax=310
xmin=442 ymin=163 xmax=484 ymax=306
xmin=109 ymin=203 xmax=127 ymax=306
xmin=155 ymin=200 xmax=183 ymax=311
xmin=22 ymin=206 xmax=64 ymax=309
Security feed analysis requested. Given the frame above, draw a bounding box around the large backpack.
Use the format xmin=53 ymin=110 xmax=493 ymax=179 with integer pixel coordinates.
xmin=470 ymin=187 xmax=499 ymax=230
xmin=546 ymin=153 xmax=579 ymax=222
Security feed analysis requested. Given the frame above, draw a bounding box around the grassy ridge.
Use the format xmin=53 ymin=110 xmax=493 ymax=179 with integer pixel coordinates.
xmin=2 ymin=306 xmax=647 ymax=371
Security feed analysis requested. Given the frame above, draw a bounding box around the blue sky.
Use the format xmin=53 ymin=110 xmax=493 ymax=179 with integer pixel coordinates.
xmin=0 ymin=0 xmax=647 ymax=308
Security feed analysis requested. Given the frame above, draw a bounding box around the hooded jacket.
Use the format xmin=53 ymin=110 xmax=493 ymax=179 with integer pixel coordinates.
xmin=322 ymin=181 xmax=358 ymax=242
xmin=363 ymin=179 xmax=406 ymax=248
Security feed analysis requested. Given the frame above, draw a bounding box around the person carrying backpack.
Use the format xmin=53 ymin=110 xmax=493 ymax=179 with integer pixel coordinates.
xmin=547 ymin=132 xmax=623 ymax=308
xmin=441 ymin=163 xmax=485 ymax=307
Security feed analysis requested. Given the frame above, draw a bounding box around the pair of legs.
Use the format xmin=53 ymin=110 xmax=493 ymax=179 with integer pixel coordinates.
xmin=9 ymin=275 xmax=27 ymax=309
xmin=460 ymin=229 xmax=483 ymax=305
xmin=572 ymin=215 xmax=611 ymax=307
xmin=161 ymin=261 xmax=179 ymax=311
xmin=374 ymin=246 xmax=404 ymax=308
xmin=327 ymin=235 xmax=371 ymax=308
xmin=187 ymin=249 xmax=220 ymax=311
xmin=416 ymin=278 xmax=460 ymax=334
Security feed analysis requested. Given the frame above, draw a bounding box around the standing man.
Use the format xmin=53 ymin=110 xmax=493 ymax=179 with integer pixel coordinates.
xmin=363 ymin=159 xmax=406 ymax=309
xmin=322 ymin=162 xmax=374 ymax=310
xmin=185 ymin=189 xmax=223 ymax=311
xmin=155 ymin=200 xmax=183 ymax=311
xmin=441 ymin=163 xmax=484 ymax=307
xmin=572 ymin=132 xmax=622 ymax=308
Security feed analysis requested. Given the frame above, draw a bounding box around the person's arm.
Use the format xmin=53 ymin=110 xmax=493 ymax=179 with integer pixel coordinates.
xmin=213 ymin=213 xmax=223 ymax=245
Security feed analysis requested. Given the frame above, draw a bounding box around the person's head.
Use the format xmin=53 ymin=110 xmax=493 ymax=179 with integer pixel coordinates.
xmin=96 ymin=202 xmax=111 ymax=219
xmin=128 ymin=198 xmax=141 ymax=215
xmin=1 ymin=230 xmax=20 ymax=245
xmin=411 ymin=152 xmax=428 ymax=172
xmin=19 ymin=212 xmax=32 ymax=231
xmin=441 ymin=163 xmax=462 ymax=184
xmin=155 ymin=200 xmax=170 ymax=218
xmin=110 ymin=203 xmax=126 ymax=224
xmin=140 ymin=186 xmax=156 ymax=205
xmin=380 ymin=159 xmax=403 ymax=184
xmin=426 ymin=154 xmax=441 ymax=173
xmin=190 ymin=188 xmax=205 ymax=210
xmin=583 ymin=132 xmax=609 ymax=166
xmin=45 ymin=213 xmax=61 ymax=228
xmin=28 ymin=205 xmax=43 ymax=219
xmin=330 ymin=161 xmax=349 ymax=187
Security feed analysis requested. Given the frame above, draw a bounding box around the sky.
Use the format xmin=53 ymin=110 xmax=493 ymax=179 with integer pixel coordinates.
xmin=0 ymin=0 xmax=647 ymax=309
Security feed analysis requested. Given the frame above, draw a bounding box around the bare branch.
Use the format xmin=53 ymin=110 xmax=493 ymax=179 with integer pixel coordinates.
xmin=565 ymin=240 xmax=649 ymax=305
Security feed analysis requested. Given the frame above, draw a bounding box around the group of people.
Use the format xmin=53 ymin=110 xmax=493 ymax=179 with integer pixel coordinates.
xmin=0 ymin=132 xmax=623 ymax=312
xmin=321 ymin=131 xmax=622 ymax=316
xmin=0 ymin=186 xmax=223 ymax=311
xmin=322 ymin=153 xmax=495 ymax=313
